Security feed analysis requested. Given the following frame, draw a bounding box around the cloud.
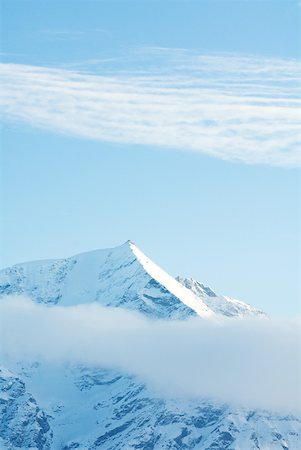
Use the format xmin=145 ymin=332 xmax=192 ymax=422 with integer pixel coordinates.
xmin=0 ymin=49 xmax=300 ymax=166
xmin=1 ymin=295 xmax=300 ymax=414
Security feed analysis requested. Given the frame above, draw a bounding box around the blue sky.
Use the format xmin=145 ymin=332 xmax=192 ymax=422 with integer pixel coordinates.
xmin=1 ymin=0 xmax=300 ymax=316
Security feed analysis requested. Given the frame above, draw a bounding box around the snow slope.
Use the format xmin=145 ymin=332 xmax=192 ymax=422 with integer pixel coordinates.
xmin=177 ymin=277 xmax=265 ymax=318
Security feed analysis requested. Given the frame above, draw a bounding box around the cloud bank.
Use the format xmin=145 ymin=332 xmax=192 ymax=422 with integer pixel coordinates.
xmin=0 ymin=49 xmax=300 ymax=166
xmin=1 ymin=295 xmax=300 ymax=414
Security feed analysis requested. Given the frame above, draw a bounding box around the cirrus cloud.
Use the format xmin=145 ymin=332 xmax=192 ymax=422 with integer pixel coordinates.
xmin=0 ymin=48 xmax=300 ymax=166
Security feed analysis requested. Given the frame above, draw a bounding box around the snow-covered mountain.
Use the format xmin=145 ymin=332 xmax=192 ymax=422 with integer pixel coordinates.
xmin=176 ymin=277 xmax=265 ymax=318
xmin=0 ymin=242 xmax=299 ymax=449
xmin=0 ymin=240 xmax=261 ymax=319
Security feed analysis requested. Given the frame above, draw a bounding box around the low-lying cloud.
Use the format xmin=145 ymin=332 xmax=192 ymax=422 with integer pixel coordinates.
xmin=0 ymin=48 xmax=300 ymax=166
xmin=0 ymin=295 xmax=300 ymax=414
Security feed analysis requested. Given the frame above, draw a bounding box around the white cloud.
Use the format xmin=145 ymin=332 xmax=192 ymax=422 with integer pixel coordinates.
xmin=0 ymin=48 xmax=301 ymax=166
xmin=0 ymin=49 xmax=300 ymax=166
xmin=1 ymin=295 xmax=300 ymax=414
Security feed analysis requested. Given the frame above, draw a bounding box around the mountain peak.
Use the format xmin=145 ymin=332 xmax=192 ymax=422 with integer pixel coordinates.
xmin=125 ymin=239 xmax=135 ymax=246
xmin=0 ymin=242 xmax=212 ymax=319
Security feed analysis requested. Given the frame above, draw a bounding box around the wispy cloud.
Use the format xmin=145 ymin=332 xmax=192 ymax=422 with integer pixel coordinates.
xmin=1 ymin=296 xmax=300 ymax=414
xmin=0 ymin=48 xmax=300 ymax=166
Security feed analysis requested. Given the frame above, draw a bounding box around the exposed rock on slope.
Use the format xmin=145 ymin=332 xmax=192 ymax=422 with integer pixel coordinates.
xmin=177 ymin=276 xmax=265 ymax=317
xmin=0 ymin=366 xmax=52 ymax=450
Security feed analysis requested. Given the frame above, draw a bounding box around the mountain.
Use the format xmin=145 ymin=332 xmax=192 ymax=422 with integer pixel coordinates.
xmin=0 ymin=240 xmax=261 ymax=319
xmin=176 ymin=277 xmax=265 ymax=318
xmin=0 ymin=242 xmax=299 ymax=449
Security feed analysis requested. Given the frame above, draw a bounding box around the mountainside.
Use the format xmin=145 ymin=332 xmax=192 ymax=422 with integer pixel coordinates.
xmin=0 ymin=242 xmax=299 ymax=449
xmin=0 ymin=366 xmax=52 ymax=450
xmin=176 ymin=277 xmax=265 ymax=318
xmin=2 ymin=362 xmax=300 ymax=450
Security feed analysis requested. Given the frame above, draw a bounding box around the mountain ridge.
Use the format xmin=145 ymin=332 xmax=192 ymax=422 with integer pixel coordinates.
xmin=0 ymin=240 xmax=262 ymax=319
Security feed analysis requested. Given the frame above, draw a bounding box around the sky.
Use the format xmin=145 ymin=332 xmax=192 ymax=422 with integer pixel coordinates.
xmin=0 ymin=0 xmax=300 ymax=316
